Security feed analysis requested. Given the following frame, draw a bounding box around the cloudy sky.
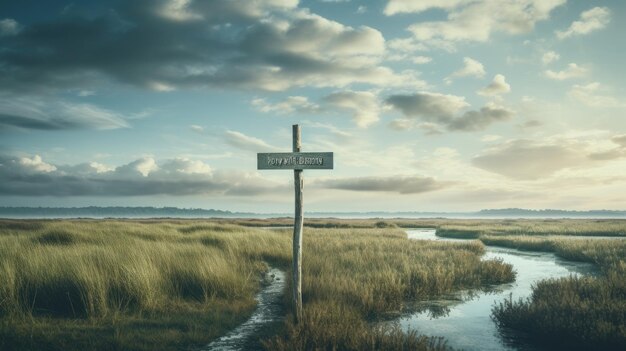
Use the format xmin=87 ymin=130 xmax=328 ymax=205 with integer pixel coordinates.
xmin=1 ymin=0 xmax=625 ymax=212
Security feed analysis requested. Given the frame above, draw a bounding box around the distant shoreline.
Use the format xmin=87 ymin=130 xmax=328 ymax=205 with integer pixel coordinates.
xmin=1 ymin=207 xmax=626 ymax=219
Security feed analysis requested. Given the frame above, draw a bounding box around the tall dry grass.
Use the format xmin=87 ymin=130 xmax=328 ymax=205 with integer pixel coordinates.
xmin=437 ymin=219 xmax=626 ymax=238
xmin=0 ymin=220 xmax=290 ymax=350
xmin=263 ymin=227 xmax=515 ymax=350
xmin=0 ymin=219 xmax=522 ymax=351
xmin=0 ymin=220 xmax=516 ymax=351
xmin=489 ymin=237 xmax=626 ymax=350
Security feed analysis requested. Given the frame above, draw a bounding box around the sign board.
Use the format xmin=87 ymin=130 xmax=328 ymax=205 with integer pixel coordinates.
xmin=257 ymin=152 xmax=333 ymax=170
xmin=256 ymin=125 xmax=334 ymax=324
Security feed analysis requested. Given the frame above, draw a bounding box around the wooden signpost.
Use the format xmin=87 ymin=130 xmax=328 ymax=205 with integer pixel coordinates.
xmin=257 ymin=125 xmax=333 ymax=323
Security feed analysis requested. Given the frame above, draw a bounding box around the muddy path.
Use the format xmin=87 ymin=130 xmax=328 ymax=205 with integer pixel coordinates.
xmin=202 ymin=267 xmax=286 ymax=351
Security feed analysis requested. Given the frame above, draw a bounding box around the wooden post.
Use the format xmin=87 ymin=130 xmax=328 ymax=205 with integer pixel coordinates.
xmin=292 ymin=124 xmax=304 ymax=323
xmin=257 ymin=125 xmax=332 ymax=324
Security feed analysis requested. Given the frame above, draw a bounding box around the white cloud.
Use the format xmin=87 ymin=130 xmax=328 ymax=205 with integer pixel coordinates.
xmin=224 ymin=130 xmax=281 ymax=152
xmin=18 ymin=155 xmax=57 ymax=173
xmin=448 ymin=103 xmax=514 ymax=131
xmin=403 ymin=0 xmax=565 ymax=49
xmin=316 ymin=175 xmax=450 ymax=194
xmin=416 ymin=122 xmax=445 ymax=135
xmin=613 ymin=135 xmax=626 ymax=148
xmin=116 ymin=157 xmax=159 ymax=177
xmin=384 ymin=0 xmax=471 ymax=16
xmin=273 ymin=12 xmax=385 ymax=58
xmin=412 ymin=56 xmax=432 ymax=64
xmin=57 ymin=161 xmax=116 ymax=175
xmin=0 ymin=153 xmax=284 ymax=197
xmin=161 ymin=158 xmax=212 ymax=175
xmin=252 ymin=91 xmax=382 ymax=128
xmin=251 ymin=96 xmax=320 ymax=114
xmin=518 ymin=119 xmax=543 ymax=129
xmin=388 ymin=118 xmax=415 ymax=131
xmin=542 ymin=51 xmax=560 ymax=65
xmin=0 ymin=95 xmax=130 ymax=131
xmin=387 ymin=38 xmax=428 ymax=53
xmin=450 ymin=57 xmax=486 ymax=79
xmin=481 ymin=135 xmax=502 ymax=142
xmin=472 ymin=139 xmax=587 ymax=179
xmin=544 ymin=63 xmax=587 ymax=80
xmin=478 ymin=74 xmax=511 ymax=96
xmin=59 ymin=103 xmax=131 ymax=129
xmin=471 ymin=132 xmax=626 ymax=180
xmin=556 ymin=7 xmax=611 ymax=39
xmin=89 ymin=162 xmax=114 ymax=174
xmin=158 ymin=0 xmax=203 ymax=22
xmin=324 ymin=91 xmax=381 ymax=128
xmin=386 ymin=92 xmax=469 ymax=121
xmin=386 ymin=93 xmax=512 ymax=132
xmin=77 ymin=90 xmax=96 ymax=97
xmin=387 ymin=119 xmax=444 ymax=135
xmin=356 ymin=6 xmax=367 ymax=14
xmin=167 ymin=0 xmax=299 ymax=22
xmin=148 ymin=81 xmax=176 ymax=92
xmin=190 ymin=125 xmax=204 ymax=133
xmin=301 ymin=121 xmax=352 ymax=138
xmin=568 ymin=82 xmax=624 ymax=108
xmin=385 ymin=39 xmax=431 ymax=62
xmin=0 ymin=18 xmax=19 ymax=36
xmin=1 ymin=2 xmax=428 ymax=94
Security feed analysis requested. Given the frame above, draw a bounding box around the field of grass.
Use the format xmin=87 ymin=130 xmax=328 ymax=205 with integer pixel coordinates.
xmin=262 ymin=227 xmax=514 ymax=350
xmin=436 ymin=219 xmax=626 ymax=238
xmin=0 ymin=220 xmax=291 ymax=351
xmin=0 ymin=219 xmax=514 ymax=351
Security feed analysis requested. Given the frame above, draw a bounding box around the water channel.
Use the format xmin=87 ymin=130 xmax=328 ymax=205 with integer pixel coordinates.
xmin=205 ymin=227 xmax=615 ymax=351
xmin=402 ymin=229 xmax=600 ymax=351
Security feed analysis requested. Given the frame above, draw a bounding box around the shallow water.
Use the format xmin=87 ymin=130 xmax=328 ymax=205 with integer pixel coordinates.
xmin=203 ymin=267 xmax=285 ymax=351
xmin=400 ymin=229 xmax=599 ymax=351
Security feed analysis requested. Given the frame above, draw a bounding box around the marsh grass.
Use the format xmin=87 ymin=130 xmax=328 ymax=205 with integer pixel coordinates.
xmin=492 ymin=271 xmax=626 ymax=350
xmin=263 ymin=228 xmax=514 ymax=350
xmin=437 ymin=219 xmax=626 ymax=238
xmin=424 ymin=219 xmax=626 ymax=349
xmin=477 ymin=233 xmax=626 ymax=350
xmin=0 ymin=220 xmax=516 ymax=351
xmin=264 ymin=301 xmax=449 ymax=351
xmin=0 ymin=220 xmax=290 ymax=350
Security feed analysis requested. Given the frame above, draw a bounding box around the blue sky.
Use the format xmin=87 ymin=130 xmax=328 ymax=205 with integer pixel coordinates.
xmin=1 ymin=0 xmax=625 ymax=212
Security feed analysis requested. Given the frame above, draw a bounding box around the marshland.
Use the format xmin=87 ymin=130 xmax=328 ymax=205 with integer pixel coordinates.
xmin=0 ymin=218 xmax=625 ymax=351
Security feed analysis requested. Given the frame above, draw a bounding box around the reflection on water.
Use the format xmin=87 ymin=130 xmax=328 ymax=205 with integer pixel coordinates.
xmin=399 ymin=229 xmax=597 ymax=351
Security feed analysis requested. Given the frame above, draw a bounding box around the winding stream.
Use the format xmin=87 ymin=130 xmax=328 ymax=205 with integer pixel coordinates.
xmin=203 ymin=267 xmax=286 ymax=351
xmin=401 ymin=229 xmax=599 ymax=351
xmin=204 ymin=227 xmax=615 ymax=350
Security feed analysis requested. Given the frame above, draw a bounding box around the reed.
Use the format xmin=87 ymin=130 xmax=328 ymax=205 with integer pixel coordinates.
xmin=0 ymin=220 xmax=290 ymax=350
xmin=0 ymin=220 xmax=515 ymax=351
xmin=263 ymin=227 xmax=514 ymax=350
xmin=437 ymin=219 xmax=626 ymax=238
xmin=490 ymin=237 xmax=626 ymax=350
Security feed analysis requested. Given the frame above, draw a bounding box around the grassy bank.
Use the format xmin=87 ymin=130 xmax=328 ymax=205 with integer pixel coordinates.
xmin=0 ymin=220 xmax=515 ymax=351
xmin=436 ymin=219 xmax=626 ymax=238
